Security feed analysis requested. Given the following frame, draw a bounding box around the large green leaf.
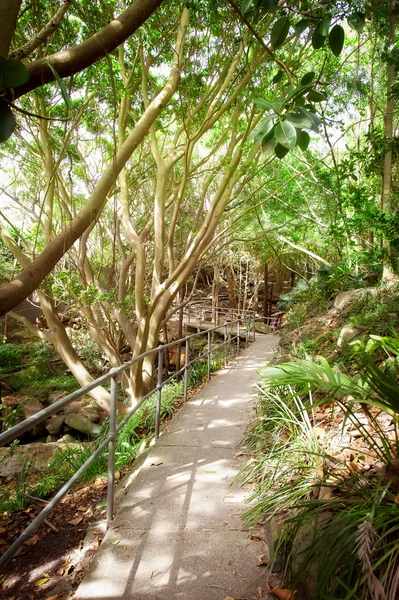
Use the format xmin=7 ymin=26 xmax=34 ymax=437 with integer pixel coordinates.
xmin=297 ymin=107 xmax=320 ymax=132
xmin=347 ymin=11 xmax=365 ymax=32
xmin=271 ymin=17 xmax=290 ymax=49
xmin=254 ymin=98 xmax=276 ymax=111
xmin=0 ymin=57 xmax=30 ymax=89
xmin=312 ymin=26 xmax=326 ymax=50
xmin=286 ymin=111 xmax=313 ymax=129
xmin=328 ymin=24 xmax=345 ymax=56
xmin=274 ymin=143 xmax=290 ymax=159
xmin=295 ymin=19 xmax=310 ymax=36
xmin=297 ymin=129 xmax=310 ymax=151
xmin=275 ymin=120 xmax=297 ymax=149
xmin=241 ymin=0 xmax=253 ymax=15
xmin=272 ymin=70 xmax=284 ymax=83
xmin=0 ymin=99 xmax=16 ymax=143
xmin=262 ymin=129 xmax=276 ymax=154
xmin=249 ymin=115 xmax=274 ymax=142
xmin=318 ymin=15 xmax=332 ymax=36
xmin=261 ymin=0 xmax=278 ymax=13
xmin=307 ymin=89 xmax=327 ymax=102
xmin=46 ymin=61 xmax=72 ymax=111
xmin=300 ymin=71 xmax=315 ymax=85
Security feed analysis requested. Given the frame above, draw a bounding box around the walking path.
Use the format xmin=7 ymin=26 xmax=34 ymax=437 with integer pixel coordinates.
xmin=75 ymin=334 xmax=278 ymax=600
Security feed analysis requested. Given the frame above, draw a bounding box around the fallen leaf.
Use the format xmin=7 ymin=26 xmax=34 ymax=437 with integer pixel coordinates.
xmin=25 ymin=534 xmax=39 ymax=546
xmin=257 ymin=586 xmax=265 ymax=597
xmin=150 ymin=461 xmax=163 ymax=466
xmin=395 ymin=494 xmax=399 ymax=505
xmin=257 ymin=554 xmax=269 ymax=566
xmin=123 ymin=546 xmax=133 ymax=551
xmin=68 ymin=517 xmax=83 ymax=526
xmin=0 ymin=527 xmax=6 ymax=534
xmin=111 ymin=539 xmax=120 ymax=545
xmin=77 ymin=505 xmax=86 ymax=512
xmin=6 ymin=596 xmax=15 ymax=600
xmin=270 ymin=584 xmax=297 ymax=600
xmin=34 ymin=576 xmax=50 ymax=586
xmin=249 ymin=532 xmax=263 ymax=541
xmin=0 ymin=538 xmax=8 ymax=546
xmin=204 ymin=469 xmax=217 ymax=474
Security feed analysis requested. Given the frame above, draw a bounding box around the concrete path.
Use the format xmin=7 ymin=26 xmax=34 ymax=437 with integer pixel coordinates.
xmin=75 ymin=334 xmax=278 ymax=600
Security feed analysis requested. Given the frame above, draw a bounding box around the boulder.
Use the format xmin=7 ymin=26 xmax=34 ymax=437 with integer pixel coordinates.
xmin=81 ymin=407 xmax=100 ymax=423
xmin=0 ymin=441 xmax=83 ymax=476
xmin=337 ymin=325 xmax=360 ymax=349
xmin=45 ymin=414 xmax=65 ymax=435
xmin=58 ymin=433 xmax=77 ymax=444
xmin=334 ymin=287 xmax=378 ymax=311
xmin=22 ymin=398 xmax=45 ymax=436
xmin=65 ymin=402 xmax=80 ymax=414
xmin=65 ymin=413 xmax=98 ymax=436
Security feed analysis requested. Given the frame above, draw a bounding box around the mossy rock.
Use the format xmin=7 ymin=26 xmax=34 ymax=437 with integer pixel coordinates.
xmin=2 ymin=362 xmax=52 ymax=390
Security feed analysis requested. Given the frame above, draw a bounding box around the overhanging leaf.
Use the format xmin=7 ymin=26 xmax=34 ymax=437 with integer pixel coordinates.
xmin=0 ymin=99 xmax=16 ymax=143
xmin=347 ymin=11 xmax=365 ymax=32
xmin=307 ymin=89 xmax=327 ymax=103
xmin=262 ymin=128 xmax=276 ymax=154
xmin=295 ymin=19 xmax=310 ymax=36
xmin=241 ymin=0 xmax=253 ymax=15
xmin=297 ymin=129 xmax=310 ymax=151
xmin=254 ymin=98 xmax=276 ymax=111
xmin=261 ymin=0 xmax=278 ymax=13
xmin=297 ymin=107 xmax=321 ymax=132
xmin=318 ymin=15 xmax=332 ymax=37
xmin=271 ymin=17 xmax=290 ymax=49
xmin=312 ymin=24 xmax=326 ymax=50
xmin=300 ymin=71 xmax=315 ymax=85
xmin=248 ymin=115 xmax=274 ymax=142
xmin=329 ymin=24 xmax=345 ymax=56
xmin=286 ymin=111 xmax=313 ymax=129
xmin=274 ymin=120 xmax=297 ymax=149
xmin=0 ymin=57 xmax=30 ymax=89
xmin=272 ymin=70 xmax=284 ymax=83
xmin=46 ymin=61 xmax=72 ymax=111
xmin=274 ymin=143 xmax=290 ymax=159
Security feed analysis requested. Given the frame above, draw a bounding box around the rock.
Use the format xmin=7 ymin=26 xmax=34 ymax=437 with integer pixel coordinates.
xmin=334 ymin=287 xmax=378 ymax=311
xmin=337 ymin=325 xmax=360 ymax=349
xmin=58 ymin=433 xmax=77 ymax=444
xmin=46 ymin=435 xmax=57 ymax=443
xmin=22 ymin=398 xmax=45 ymax=436
xmin=48 ymin=391 xmax=65 ymax=404
xmin=45 ymin=414 xmax=65 ymax=435
xmin=65 ymin=413 xmax=98 ymax=436
xmin=65 ymin=402 xmax=80 ymax=414
xmin=0 ymin=442 xmax=76 ymax=476
xmin=81 ymin=407 xmax=100 ymax=423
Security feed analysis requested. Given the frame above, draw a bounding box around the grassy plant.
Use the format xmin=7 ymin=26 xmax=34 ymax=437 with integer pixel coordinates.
xmin=242 ymin=335 xmax=399 ymax=599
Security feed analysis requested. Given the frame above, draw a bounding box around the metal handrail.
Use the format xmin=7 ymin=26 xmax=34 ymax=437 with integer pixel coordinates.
xmin=0 ymin=311 xmax=274 ymax=569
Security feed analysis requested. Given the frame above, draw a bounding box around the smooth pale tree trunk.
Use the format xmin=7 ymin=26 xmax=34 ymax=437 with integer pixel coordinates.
xmin=381 ymin=0 xmax=398 ymax=282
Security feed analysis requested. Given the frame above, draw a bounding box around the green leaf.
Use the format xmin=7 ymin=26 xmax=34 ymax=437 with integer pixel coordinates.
xmin=261 ymin=128 xmax=276 ymax=154
xmin=248 ymin=115 xmax=274 ymax=142
xmin=347 ymin=11 xmax=365 ymax=32
xmin=300 ymin=71 xmax=315 ymax=85
xmin=312 ymin=24 xmax=326 ymax=50
xmin=241 ymin=0 xmax=253 ymax=15
xmin=46 ymin=61 xmax=72 ymax=110
xmin=272 ymin=70 xmax=284 ymax=83
xmin=253 ymin=98 xmax=275 ymax=111
xmin=0 ymin=57 xmax=30 ymax=89
xmin=261 ymin=0 xmax=278 ymax=13
xmin=328 ymin=24 xmax=345 ymax=56
xmin=297 ymin=129 xmax=310 ymax=151
xmin=307 ymin=89 xmax=327 ymax=102
xmin=271 ymin=17 xmax=290 ymax=49
xmin=318 ymin=15 xmax=332 ymax=36
xmin=297 ymin=107 xmax=320 ymax=132
xmin=295 ymin=19 xmax=310 ymax=36
xmin=274 ymin=143 xmax=290 ymax=159
xmin=286 ymin=111 xmax=313 ymax=129
xmin=0 ymin=99 xmax=16 ymax=143
xmin=275 ymin=120 xmax=297 ymax=149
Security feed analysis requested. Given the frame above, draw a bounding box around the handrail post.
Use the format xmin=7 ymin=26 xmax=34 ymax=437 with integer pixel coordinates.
xmin=216 ymin=309 xmax=219 ymax=325
xmin=155 ymin=346 xmax=163 ymax=440
xmin=245 ymin=316 xmax=249 ymax=348
xmin=184 ymin=338 xmax=189 ymax=402
xmin=224 ymin=324 xmax=227 ymax=367
xmin=107 ymin=368 xmax=118 ymax=529
xmin=236 ymin=320 xmax=240 ymax=355
xmin=207 ymin=329 xmax=211 ymax=382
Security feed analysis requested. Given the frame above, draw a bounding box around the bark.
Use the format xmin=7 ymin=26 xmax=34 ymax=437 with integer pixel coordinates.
xmin=9 ymin=0 xmax=165 ymax=99
xmin=381 ymin=0 xmax=398 ymax=282
xmin=263 ymin=264 xmax=268 ymax=323
xmin=0 ymin=8 xmax=189 ymax=317
xmin=0 ymin=0 xmax=21 ymax=57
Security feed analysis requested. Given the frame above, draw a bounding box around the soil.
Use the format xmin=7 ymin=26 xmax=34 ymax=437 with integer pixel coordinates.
xmin=0 ymin=480 xmax=108 ymax=600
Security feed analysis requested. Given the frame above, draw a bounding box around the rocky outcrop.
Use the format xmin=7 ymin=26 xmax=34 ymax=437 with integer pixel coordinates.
xmin=65 ymin=413 xmax=99 ymax=437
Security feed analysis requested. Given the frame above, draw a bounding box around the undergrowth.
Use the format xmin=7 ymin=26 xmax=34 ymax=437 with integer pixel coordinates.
xmin=242 ymin=334 xmax=399 ymax=599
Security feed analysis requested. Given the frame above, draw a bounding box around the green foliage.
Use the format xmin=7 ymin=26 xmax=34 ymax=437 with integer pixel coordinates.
xmin=242 ymin=335 xmax=399 ymax=598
